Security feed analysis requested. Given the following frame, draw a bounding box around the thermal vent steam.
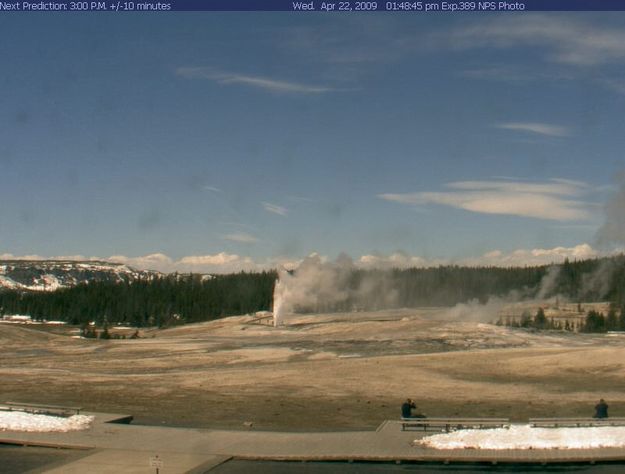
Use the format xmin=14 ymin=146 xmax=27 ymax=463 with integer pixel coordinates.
xmin=272 ymin=254 xmax=398 ymax=326
xmin=597 ymin=172 xmax=625 ymax=249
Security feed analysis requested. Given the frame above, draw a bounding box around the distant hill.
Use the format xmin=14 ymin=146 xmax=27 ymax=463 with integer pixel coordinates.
xmin=0 ymin=260 xmax=160 ymax=292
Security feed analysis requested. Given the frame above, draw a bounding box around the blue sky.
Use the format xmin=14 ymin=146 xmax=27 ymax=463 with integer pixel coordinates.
xmin=1 ymin=12 xmax=624 ymax=272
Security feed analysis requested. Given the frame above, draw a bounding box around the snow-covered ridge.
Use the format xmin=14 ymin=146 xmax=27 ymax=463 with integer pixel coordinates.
xmin=0 ymin=260 xmax=160 ymax=292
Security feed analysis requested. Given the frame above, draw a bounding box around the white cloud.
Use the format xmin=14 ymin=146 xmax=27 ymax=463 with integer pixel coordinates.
xmin=495 ymin=122 xmax=569 ymax=137
xmin=446 ymin=15 xmax=625 ymax=66
xmin=178 ymin=252 xmax=242 ymax=266
xmin=2 ymin=244 xmax=619 ymax=274
xmin=461 ymin=66 xmax=573 ymax=84
xmin=222 ymin=233 xmax=258 ymax=243
xmin=447 ymin=179 xmax=585 ymax=195
xmin=176 ymin=67 xmax=332 ymax=94
xmin=379 ymin=178 xmax=591 ymax=221
xmin=105 ymin=252 xmax=260 ymax=273
xmin=463 ymin=243 xmax=600 ymax=267
xmin=599 ymin=77 xmax=625 ymax=96
xmin=0 ymin=251 xmax=291 ymax=274
xmin=107 ymin=253 xmax=174 ymax=269
xmin=359 ymin=244 xmax=606 ymax=269
xmin=358 ymin=253 xmax=434 ymax=270
xmin=262 ymin=201 xmax=288 ymax=216
xmin=0 ymin=253 xmax=104 ymax=263
xmin=0 ymin=253 xmax=50 ymax=260
xmin=202 ymin=185 xmax=222 ymax=193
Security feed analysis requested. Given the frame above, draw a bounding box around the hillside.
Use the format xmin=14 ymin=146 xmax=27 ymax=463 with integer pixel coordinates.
xmin=0 ymin=260 xmax=160 ymax=292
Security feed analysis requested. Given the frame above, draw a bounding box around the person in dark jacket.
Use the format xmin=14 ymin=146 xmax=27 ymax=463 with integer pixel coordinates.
xmin=401 ymin=399 xmax=416 ymax=418
xmin=594 ymin=399 xmax=609 ymax=418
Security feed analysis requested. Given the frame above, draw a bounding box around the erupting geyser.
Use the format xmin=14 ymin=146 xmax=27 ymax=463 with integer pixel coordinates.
xmin=272 ymin=278 xmax=284 ymax=327
xmin=271 ymin=254 xmax=400 ymax=326
xmin=272 ymin=268 xmax=292 ymax=327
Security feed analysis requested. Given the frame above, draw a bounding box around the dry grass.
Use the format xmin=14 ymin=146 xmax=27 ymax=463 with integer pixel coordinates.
xmin=2 ymin=308 xmax=623 ymax=431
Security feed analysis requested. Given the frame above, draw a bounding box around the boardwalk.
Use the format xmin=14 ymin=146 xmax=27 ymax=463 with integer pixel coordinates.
xmin=2 ymin=413 xmax=625 ymax=472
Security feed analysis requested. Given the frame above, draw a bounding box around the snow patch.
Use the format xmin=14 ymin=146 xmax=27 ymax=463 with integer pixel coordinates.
xmin=0 ymin=275 xmax=20 ymax=289
xmin=0 ymin=411 xmax=94 ymax=432
xmin=1 ymin=314 xmax=32 ymax=323
xmin=417 ymin=425 xmax=625 ymax=450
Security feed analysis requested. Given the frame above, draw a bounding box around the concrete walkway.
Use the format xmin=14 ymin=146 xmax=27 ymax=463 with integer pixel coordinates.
xmin=3 ymin=413 xmax=625 ymax=473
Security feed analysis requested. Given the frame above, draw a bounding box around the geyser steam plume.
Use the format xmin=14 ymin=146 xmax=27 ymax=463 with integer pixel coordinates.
xmin=597 ymin=171 xmax=625 ymax=249
xmin=272 ymin=269 xmax=290 ymax=327
xmin=272 ymin=254 xmax=398 ymax=326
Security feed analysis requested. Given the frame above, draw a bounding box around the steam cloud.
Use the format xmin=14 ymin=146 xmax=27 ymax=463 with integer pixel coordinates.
xmin=439 ymin=298 xmax=506 ymax=323
xmin=272 ymin=254 xmax=542 ymax=326
xmin=272 ymin=254 xmax=398 ymax=326
xmin=596 ymin=172 xmax=625 ymax=249
xmin=272 ymin=171 xmax=625 ymax=327
xmin=578 ymin=172 xmax=625 ymax=301
xmin=271 ymin=255 xmax=604 ymax=327
xmin=536 ymin=265 xmax=560 ymax=300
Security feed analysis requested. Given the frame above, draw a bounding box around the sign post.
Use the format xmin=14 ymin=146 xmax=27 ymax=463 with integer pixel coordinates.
xmin=149 ymin=455 xmax=164 ymax=474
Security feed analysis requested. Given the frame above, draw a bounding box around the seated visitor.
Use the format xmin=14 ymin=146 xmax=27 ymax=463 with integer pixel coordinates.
xmin=401 ymin=398 xmax=416 ymax=418
xmin=401 ymin=398 xmax=425 ymax=419
xmin=594 ymin=399 xmax=609 ymax=419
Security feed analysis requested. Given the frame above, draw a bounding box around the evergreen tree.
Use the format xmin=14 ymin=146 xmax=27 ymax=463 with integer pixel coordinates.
xmin=534 ymin=308 xmax=547 ymax=329
xmin=2 ymin=255 xmax=625 ymax=325
xmin=583 ymin=310 xmax=606 ymax=333
xmin=606 ymin=308 xmax=618 ymax=331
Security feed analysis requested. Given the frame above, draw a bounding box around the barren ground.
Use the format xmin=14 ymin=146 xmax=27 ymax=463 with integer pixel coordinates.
xmin=2 ymin=308 xmax=625 ymax=431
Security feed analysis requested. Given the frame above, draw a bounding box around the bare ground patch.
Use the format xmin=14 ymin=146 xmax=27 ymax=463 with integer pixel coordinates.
xmin=2 ymin=309 xmax=624 ymax=430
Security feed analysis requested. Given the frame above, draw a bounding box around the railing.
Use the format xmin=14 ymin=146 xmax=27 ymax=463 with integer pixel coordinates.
xmin=399 ymin=417 xmax=510 ymax=432
xmin=529 ymin=417 xmax=625 ymax=428
xmin=3 ymin=401 xmax=83 ymax=417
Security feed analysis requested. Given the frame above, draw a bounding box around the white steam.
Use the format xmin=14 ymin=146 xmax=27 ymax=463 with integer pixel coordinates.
xmin=272 ymin=254 xmax=398 ymax=326
xmin=597 ymin=172 xmax=625 ymax=249
xmin=536 ymin=265 xmax=561 ymax=300
xmin=439 ymin=297 xmax=506 ymax=323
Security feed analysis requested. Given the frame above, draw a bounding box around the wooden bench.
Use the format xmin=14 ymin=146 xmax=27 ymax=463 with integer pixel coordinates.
xmin=400 ymin=417 xmax=510 ymax=432
xmin=3 ymin=401 xmax=83 ymax=417
xmin=529 ymin=417 xmax=625 ymax=428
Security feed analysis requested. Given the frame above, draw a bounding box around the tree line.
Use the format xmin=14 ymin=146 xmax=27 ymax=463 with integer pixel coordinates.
xmin=0 ymin=271 xmax=276 ymax=327
xmin=1 ymin=255 xmax=624 ymax=327
xmin=497 ymin=305 xmax=625 ymax=334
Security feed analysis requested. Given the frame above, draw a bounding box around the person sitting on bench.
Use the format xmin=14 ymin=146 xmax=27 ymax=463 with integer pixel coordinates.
xmin=401 ymin=398 xmax=425 ymax=419
xmin=594 ymin=398 xmax=609 ymax=419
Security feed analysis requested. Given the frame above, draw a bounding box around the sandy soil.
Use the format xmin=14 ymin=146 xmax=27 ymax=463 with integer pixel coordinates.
xmin=2 ymin=308 xmax=625 ymax=431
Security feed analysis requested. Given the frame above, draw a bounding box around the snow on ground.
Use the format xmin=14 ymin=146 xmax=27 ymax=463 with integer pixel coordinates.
xmin=417 ymin=425 xmax=625 ymax=450
xmin=0 ymin=275 xmax=21 ymax=289
xmin=0 ymin=411 xmax=94 ymax=432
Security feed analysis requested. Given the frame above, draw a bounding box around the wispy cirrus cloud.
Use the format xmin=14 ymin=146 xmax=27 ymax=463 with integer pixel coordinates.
xmin=599 ymin=77 xmax=625 ymax=96
xmin=495 ymin=122 xmax=570 ymax=137
xmin=176 ymin=67 xmax=333 ymax=94
xmin=202 ymin=185 xmax=222 ymax=193
xmin=222 ymin=232 xmax=258 ymax=243
xmin=262 ymin=201 xmax=288 ymax=216
xmin=461 ymin=65 xmax=574 ymax=83
xmin=445 ymin=14 xmax=625 ymax=67
xmin=379 ymin=178 xmax=592 ymax=221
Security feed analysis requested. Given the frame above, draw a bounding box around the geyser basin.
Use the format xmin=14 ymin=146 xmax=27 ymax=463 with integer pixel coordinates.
xmin=417 ymin=424 xmax=625 ymax=450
